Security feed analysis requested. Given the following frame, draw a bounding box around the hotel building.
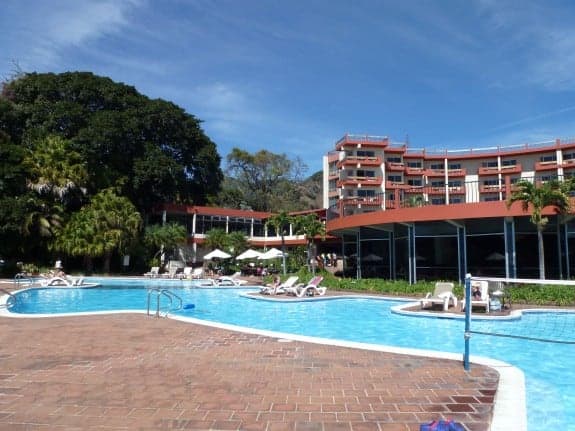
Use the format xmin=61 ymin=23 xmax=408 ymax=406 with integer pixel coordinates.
xmin=322 ymin=134 xmax=575 ymax=283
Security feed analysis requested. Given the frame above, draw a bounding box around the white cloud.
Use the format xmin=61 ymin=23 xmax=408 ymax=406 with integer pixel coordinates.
xmin=2 ymin=0 xmax=144 ymax=74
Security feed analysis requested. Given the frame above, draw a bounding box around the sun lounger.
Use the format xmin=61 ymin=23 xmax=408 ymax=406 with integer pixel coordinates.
xmin=420 ymin=282 xmax=457 ymax=311
xmin=144 ymin=266 xmax=159 ymax=278
xmin=462 ymin=280 xmax=490 ymax=313
xmin=286 ymin=276 xmax=325 ymax=297
xmin=260 ymin=276 xmax=299 ymax=295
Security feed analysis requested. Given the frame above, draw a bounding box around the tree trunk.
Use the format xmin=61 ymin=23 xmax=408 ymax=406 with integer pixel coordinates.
xmin=281 ymin=236 xmax=287 ymax=275
xmin=537 ymin=227 xmax=545 ymax=279
xmin=103 ymin=251 xmax=112 ymax=275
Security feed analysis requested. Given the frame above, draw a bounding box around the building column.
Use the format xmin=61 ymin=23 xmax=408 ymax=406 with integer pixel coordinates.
xmin=407 ymin=224 xmax=416 ymax=284
xmin=389 ymin=230 xmax=396 ymax=279
xmin=356 ymin=231 xmax=362 ymax=279
xmin=457 ymin=225 xmax=467 ymax=284
xmin=504 ymin=217 xmax=517 ymax=278
xmin=558 ymin=220 xmax=569 ymax=279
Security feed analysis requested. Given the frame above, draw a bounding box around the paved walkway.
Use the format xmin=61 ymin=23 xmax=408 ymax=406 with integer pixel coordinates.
xmin=0 ymin=310 xmax=498 ymax=431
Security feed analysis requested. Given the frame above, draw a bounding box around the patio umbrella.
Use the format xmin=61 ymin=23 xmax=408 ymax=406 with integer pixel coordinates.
xmin=259 ymin=248 xmax=284 ymax=260
xmin=235 ymin=249 xmax=263 ymax=260
xmin=362 ymin=253 xmax=383 ymax=262
xmin=204 ymin=249 xmax=232 ymax=260
xmin=486 ymin=252 xmax=505 ymax=261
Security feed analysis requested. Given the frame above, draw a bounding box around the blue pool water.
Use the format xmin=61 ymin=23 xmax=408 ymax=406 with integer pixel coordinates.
xmin=7 ymin=278 xmax=575 ymax=430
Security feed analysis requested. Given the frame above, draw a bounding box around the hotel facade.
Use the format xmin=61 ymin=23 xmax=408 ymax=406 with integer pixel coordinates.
xmin=322 ymin=134 xmax=575 ymax=283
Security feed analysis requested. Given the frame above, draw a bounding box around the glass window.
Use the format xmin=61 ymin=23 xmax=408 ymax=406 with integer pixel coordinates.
xmin=430 ymin=163 xmax=443 ymax=170
xmin=482 ymin=161 xmax=498 ymax=168
xmin=431 ymin=181 xmax=444 ymax=187
xmin=502 ymin=159 xmax=516 ymax=166
xmin=407 ymin=179 xmax=422 ymax=186
xmin=407 ymin=161 xmax=422 ymax=168
xmin=357 ymin=170 xmax=375 ymax=177
xmin=357 ymin=150 xmax=375 ymax=157
xmin=357 ymin=189 xmax=375 ymax=197
xmin=483 ymin=179 xmax=499 ymax=186
xmin=564 ymin=153 xmax=575 ymax=160
xmin=540 ymin=154 xmax=557 ymax=162
xmin=387 ymin=175 xmax=402 ymax=183
xmin=387 ymin=156 xmax=402 ymax=163
xmin=448 ymin=180 xmax=462 ymax=187
xmin=431 ymin=197 xmax=446 ymax=205
xmin=448 ymin=163 xmax=461 ymax=170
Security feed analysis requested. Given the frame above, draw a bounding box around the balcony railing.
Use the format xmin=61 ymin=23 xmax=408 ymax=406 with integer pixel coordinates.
xmin=535 ymin=160 xmax=559 ymax=171
xmin=328 ymin=175 xmax=573 ymax=220
xmin=337 ymin=155 xmax=382 ymax=168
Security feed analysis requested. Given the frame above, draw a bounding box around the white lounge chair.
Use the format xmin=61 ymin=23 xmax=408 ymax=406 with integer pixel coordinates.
xmin=462 ymin=280 xmax=490 ymax=313
xmin=178 ymin=267 xmax=193 ymax=280
xmin=191 ymin=267 xmax=204 ymax=279
xmin=144 ymin=266 xmax=159 ymax=278
xmin=420 ymin=282 xmax=457 ymax=311
xmin=286 ymin=276 xmax=326 ymax=297
xmin=260 ymin=276 xmax=299 ymax=295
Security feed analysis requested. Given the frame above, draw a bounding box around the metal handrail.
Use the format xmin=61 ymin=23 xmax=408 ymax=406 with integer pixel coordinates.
xmin=147 ymin=288 xmax=182 ymax=317
xmin=13 ymin=273 xmax=33 ymax=287
xmin=0 ymin=288 xmax=16 ymax=308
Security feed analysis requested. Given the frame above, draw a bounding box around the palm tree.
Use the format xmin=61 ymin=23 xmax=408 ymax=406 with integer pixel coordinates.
xmin=55 ymin=189 xmax=142 ymax=273
xmin=293 ymin=213 xmax=326 ymax=274
xmin=507 ymin=178 xmax=571 ymax=279
xmin=144 ymin=222 xmax=187 ymax=263
xmin=204 ymin=228 xmax=229 ymax=251
xmin=266 ymin=211 xmax=293 ymax=275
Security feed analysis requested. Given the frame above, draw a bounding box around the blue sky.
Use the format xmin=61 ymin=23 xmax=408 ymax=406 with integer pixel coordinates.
xmin=2 ymin=0 xmax=575 ymax=174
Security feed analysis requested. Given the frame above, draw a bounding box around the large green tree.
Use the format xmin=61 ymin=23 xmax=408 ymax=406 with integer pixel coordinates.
xmin=2 ymin=71 xmax=223 ymax=214
xmin=507 ymin=178 xmax=572 ymax=279
xmin=223 ymin=148 xmax=307 ymax=212
xmin=143 ymin=222 xmax=187 ymax=263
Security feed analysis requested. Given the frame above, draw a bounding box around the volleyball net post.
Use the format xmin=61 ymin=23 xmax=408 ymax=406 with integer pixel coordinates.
xmin=463 ymin=273 xmax=471 ymax=370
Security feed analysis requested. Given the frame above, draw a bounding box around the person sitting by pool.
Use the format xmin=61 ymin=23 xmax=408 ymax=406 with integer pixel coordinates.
xmin=472 ymin=284 xmax=482 ymax=299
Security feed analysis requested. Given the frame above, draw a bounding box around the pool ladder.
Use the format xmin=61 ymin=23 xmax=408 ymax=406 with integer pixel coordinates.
xmin=147 ymin=288 xmax=182 ymax=318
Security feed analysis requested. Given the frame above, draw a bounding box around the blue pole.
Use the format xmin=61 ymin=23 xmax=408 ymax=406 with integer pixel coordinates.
xmin=464 ymin=273 xmax=471 ymax=370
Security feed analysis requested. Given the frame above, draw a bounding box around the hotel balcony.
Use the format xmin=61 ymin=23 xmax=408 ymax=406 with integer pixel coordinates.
xmin=337 ymin=177 xmax=383 ymax=187
xmin=404 ymin=186 xmax=425 ymax=194
xmin=335 ymin=134 xmax=389 ymax=151
xmin=534 ymin=161 xmax=559 ymax=171
xmin=385 ymin=162 xmax=405 ymax=171
xmin=426 ymin=186 xmax=447 ymax=195
xmin=447 ymin=168 xmax=467 ymax=177
xmin=385 ymin=181 xmax=408 ymax=189
xmin=563 ymin=159 xmax=575 ymax=168
xmin=341 ymin=196 xmax=383 ymax=207
xmin=478 ymin=164 xmax=522 ymax=175
xmin=328 ymin=189 xmax=339 ymax=198
xmin=448 ymin=185 xmax=466 ymax=194
xmin=425 ymin=169 xmax=445 ymax=177
xmin=479 ymin=184 xmax=504 ymax=193
xmin=337 ymin=155 xmax=382 ymax=169
xmin=405 ymin=167 xmax=424 ymax=175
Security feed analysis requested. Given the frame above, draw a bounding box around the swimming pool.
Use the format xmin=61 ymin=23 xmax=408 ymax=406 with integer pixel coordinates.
xmin=5 ymin=278 xmax=575 ymax=430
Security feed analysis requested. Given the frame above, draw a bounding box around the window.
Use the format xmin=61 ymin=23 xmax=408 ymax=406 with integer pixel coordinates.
xmin=448 ymin=163 xmax=461 ymax=170
xmin=431 ymin=197 xmax=446 ymax=205
xmin=483 ymin=196 xmax=499 ymax=202
xmin=357 ymin=189 xmax=375 ymax=197
xmin=357 ymin=150 xmax=375 ymax=157
xmin=356 ymin=169 xmax=375 ymax=177
xmin=387 ymin=156 xmax=402 ymax=163
xmin=387 ymin=175 xmax=402 ymax=183
xmin=430 ymin=163 xmax=443 ymax=170
xmin=407 ymin=161 xmax=422 ymax=168
xmin=431 ymin=181 xmax=444 ymax=187
xmin=502 ymin=159 xmax=516 ymax=166
xmin=483 ymin=179 xmax=499 ymax=186
xmin=482 ymin=161 xmax=498 ymax=168
xmin=450 ymin=197 xmax=463 ymax=203
xmin=407 ymin=179 xmax=422 ymax=186
xmin=540 ymin=154 xmax=557 ymax=162
xmin=448 ymin=180 xmax=462 ymax=187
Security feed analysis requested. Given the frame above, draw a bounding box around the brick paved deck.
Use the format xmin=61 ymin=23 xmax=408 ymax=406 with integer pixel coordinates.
xmin=0 ymin=310 xmax=497 ymax=431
